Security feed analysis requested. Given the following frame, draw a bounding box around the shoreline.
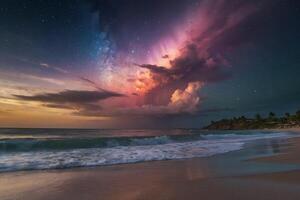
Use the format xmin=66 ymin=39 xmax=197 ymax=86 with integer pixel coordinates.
xmin=1 ymin=131 xmax=300 ymax=199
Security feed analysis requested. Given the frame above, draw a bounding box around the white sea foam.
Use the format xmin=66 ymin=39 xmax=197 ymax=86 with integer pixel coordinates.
xmin=0 ymin=132 xmax=296 ymax=172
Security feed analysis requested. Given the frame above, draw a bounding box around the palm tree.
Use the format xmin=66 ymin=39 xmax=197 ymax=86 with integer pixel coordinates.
xmin=285 ymin=112 xmax=290 ymax=118
xmin=240 ymin=116 xmax=246 ymax=121
xmin=268 ymin=112 xmax=276 ymax=121
xmin=296 ymin=110 xmax=300 ymax=120
xmin=255 ymin=114 xmax=261 ymax=121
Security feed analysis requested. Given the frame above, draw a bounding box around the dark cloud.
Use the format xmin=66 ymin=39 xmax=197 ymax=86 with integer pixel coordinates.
xmin=15 ymin=90 xmax=123 ymax=104
xmin=141 ymin=43 xmax=231 ymax=82
xmin=42 ymin=102 xmax=104 ymax=117
xmin=136 ymin=64 xmax=171 ymax=76
xmin=70 ymin=103 xmax=233 ymax=118
xmin=137 ymin=44 xmax=231 ymax=105
xmin=14 ymin=90 xmax=124 ymax=117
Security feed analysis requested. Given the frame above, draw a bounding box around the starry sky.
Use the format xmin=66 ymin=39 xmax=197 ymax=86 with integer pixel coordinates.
xmin=0 ymin=0 xmax=300 ymax=128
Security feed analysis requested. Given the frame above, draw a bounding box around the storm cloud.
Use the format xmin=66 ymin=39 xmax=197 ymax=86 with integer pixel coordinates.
xmin=15 ymin=90 xmax=124 ymax=104
xmin=15 ymin=90 xmax=124 ymax=116
xmin=133 ymin=0 xmax=269 ymax=106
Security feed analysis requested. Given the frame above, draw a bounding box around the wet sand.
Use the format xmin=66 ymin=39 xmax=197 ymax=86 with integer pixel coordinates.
xmin=244 ymin=136 xmax=300 ymax=184
xmin=1 ymin=133 xmax=300 ymax=200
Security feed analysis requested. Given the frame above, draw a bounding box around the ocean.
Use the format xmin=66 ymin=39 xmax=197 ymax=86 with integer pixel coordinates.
xmin=0 ymin=128 xmax=297 ymax=172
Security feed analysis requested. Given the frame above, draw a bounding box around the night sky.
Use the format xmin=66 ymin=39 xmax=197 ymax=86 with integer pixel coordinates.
xmin=0 ymin=0 xmax=300 ymax=128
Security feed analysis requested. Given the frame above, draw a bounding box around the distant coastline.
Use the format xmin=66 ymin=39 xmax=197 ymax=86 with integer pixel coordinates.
xmin=204 ymin=110 xmax=300 ymax=130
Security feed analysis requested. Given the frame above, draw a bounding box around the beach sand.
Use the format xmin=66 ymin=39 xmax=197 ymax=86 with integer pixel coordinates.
xmin=1 ymin=133 xmax=300 ymax=200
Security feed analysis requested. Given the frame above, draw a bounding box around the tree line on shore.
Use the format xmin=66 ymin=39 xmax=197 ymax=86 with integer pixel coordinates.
xmin=204 ymin=110 xmax=300 ymax=130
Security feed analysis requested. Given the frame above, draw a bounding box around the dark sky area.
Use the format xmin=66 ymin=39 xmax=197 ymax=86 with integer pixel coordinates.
xmin=0 ymin=0 xmax=300 ymax=128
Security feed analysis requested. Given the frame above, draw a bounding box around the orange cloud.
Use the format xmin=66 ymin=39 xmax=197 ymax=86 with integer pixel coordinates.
xmin=169 ymin=81 xmax=204 ymax=113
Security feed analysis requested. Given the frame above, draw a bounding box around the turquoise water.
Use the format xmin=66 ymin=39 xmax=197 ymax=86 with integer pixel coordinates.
xmin=0 ymin=128 xmax=298 ymax=172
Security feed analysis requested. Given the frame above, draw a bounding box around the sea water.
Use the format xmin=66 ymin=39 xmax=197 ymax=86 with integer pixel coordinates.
xmin=0 ymin=128 xmax=297 ymax=172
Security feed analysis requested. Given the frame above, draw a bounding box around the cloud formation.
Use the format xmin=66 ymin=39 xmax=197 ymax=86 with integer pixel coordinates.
xmin=101 ymin=82 xmax=204 ymax=116
xmin=15 ymin=90 xmax=123 ymax=103
xmin=83 ymin=0 xmax=273 ymax=117
xmin=15 ymin=90 xmax=124 ymax=116
xmin=133 ymin=0 xmax=266 ymax=108
xmin=169 ymin=81 xmax=203 ymax=113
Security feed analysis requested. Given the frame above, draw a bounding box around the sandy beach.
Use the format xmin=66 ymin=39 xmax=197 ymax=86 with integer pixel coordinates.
xmin=0 ymin=130 xmax=300 ymax=200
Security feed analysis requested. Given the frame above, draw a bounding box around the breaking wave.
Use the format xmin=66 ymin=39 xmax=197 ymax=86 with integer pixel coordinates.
xmin=0 ymin=131 xmax=296 ymax=172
